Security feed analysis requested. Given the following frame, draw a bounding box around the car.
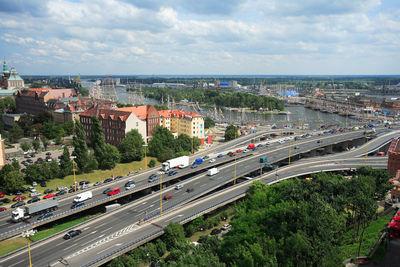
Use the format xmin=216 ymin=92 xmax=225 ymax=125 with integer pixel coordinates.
xmin=24 ymin=154 xmax=31 ymax=158
xmin=80 ymin=184 xmax=90 ymax=190
xmin=15 ymin=191 xmax=22 ymax=195
xmin=40 ymin=181 xmax=47 ymax=187
xmin=209 ymin=158 xmax=216 ymax=163
xmin=125 ymin=180 xmax=135 ymax=190
xmin=37 ymin=212 xmax=53 ymax=220
xmin=28 ymin=187 xmax=36 ymax=193
xmin=11 ymin=201 xmax=25 ymax=208
xmin=56 ymin=190 xmax=67 ymax=196
xmin=36 ymin=158 xmax=43 ymax=163
xmin=13 ymin=196 xmax=26 ymax=202
xmin=236 ymin=149 xmax=242 ymax=153
xmin=163 ymin=194 xmax=173 ymax=200
xmin=0 ymin=198 xmax=10 ymax=203
xmin=0 ymin=207 xmax=7 ymax=212
xmin=257 ymin=144 xmax=264 ymax=148
xmin=63 ymin=229 xmax=82 ymax=239
xmin=210 ymin=229 xmax=222 ymax=235
xmin=186 ymin=188 xmax=194 ymax=193
xmin=243 ymin=149 xmax=249 ymax=153
xmin=93 ymin=181 xmax=102 ymax=186
xmin=28 ymin=197 xmax=41 ymax=204
xmin=103 ymin=188 xmax=112 ymax=194
xmin=107 ymin=188 xmax=120 ymax=196
xmin=30 ymin=192 xmax=42 ymax=197
xmin=79 ymin=181 xmax=90 ymax=185
xmin=222 ymin=224 xmax=231 ymax=231
xmin=32 ymin=181 xmax=38 ymax=186
xmin=0 ymin=192 xmax=3 ymax=198
xmin=217 ymin=154 xmax=224 ymax=158
xmin=71 ymin=202 xmax=84 ymax=209
xmin=68 ymin=188 xmax=79 ymax=193
xmin=56 ymin=186 xmax=68 ymax=191
xmin=202 ymin=155 xmax=209 ymax=159
xmin=175 ymin=184 xmax=183 ymax=190
xmin=44 ymin=189 xmax=54 ymax=194
xmin=46 ymin=152 xmax=52 ymax=156
xmin=317 ymin=140 xmax=322 ymax=143
xmin=43 ymin=193 xmax=55 ymax=199
xmin=45 ymin=158 xmax=52 ymax=162
xmin=27 ymin=159 xmax=33 ymax=163
xmin=21 ymin=168 xmax=27 ymax=173
xmin=294 ymin=145 xmax=300 ymax=149
xmin=229 ymin=153 xmax=236 ymax=157
xmin=114 ymin=176 xmax=123 ymax=181
xmin=191 ymin=164 xmax=198 ymax=169
xmin=168 ymin=171 xmax=177 ymax=176
xmin=103 ymin=178 xmax=113 ymax=183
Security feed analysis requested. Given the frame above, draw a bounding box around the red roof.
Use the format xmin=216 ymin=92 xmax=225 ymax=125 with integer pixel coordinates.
xmin=116 ymin=106 xmax=148 ymax=120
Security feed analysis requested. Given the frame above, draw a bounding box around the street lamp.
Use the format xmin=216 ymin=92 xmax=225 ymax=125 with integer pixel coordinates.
xmin=234 ymin=153 xmax=237 ymax=185
xmin=143 ymin=144 xmax=148 ymax=170
xmin=288 ymin=139 xmax=291 ymax=165
xmin=22 ymin=229 xmax=36 ymax=267
xmin=70 ymin=156 xmax=77 ymax=192
xmin=160 ymin=172 xmax=163 ymax=216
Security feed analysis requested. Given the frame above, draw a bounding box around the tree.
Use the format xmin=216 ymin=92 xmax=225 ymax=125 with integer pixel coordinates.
xmin=204 ymin=116 xmax=215 ymax=129
xmin=224 ymin=125 xmax=239 ymax=141
xmin=41 ymin=120 xmax=60 ymax=139
xmin=176 ymin=134 xmax=192 ymax=152
xmin=62 ymin=121 xmax=74 ymax=136
xmin=99 ymin=144 xmax=120 ymax=170
xmin=17 ymin=115 xmax=34 ymax=137
xmin=20 ymin=142 xmax=32 ymax=152
xmin=148 ymin=159 xmax=156 ymax=168
xmin=41 ymin=136 xmax=50 ymax=150
xmin=72 ymin=120 xmax=89 ymax=173
xmin=8 ymin=124 xmax=24 ymax=143
xmin=59 ymin=146 xmax=73 ymax=177
xmin=3 ymin=171 xmax=25 ymax=192
xmin=90 ymin=116 xmax=106 ymax=165
xmin=32 ymin=138 xmax=41 ymax=152
xmin=0 ymin=96 xmax=16 ymax=113
xmin=54 ymin=135 xmax=63 ymax=145
xmin=162 ymin=222 xmax=186 ymax=250
xmin=118 ymin=129 xmax=145 ymax=163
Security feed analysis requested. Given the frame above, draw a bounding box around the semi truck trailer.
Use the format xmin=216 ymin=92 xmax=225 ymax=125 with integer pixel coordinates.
xmin=11 ymin=199 xmax=58 ymax=222
xmin=162 ymin=156 xmax=190 ymax=171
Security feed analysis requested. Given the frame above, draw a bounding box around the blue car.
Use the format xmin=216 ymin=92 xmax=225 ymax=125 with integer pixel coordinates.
xmin=71 ymin=201 xmax=84 ymax=209
xmin=217 ymin=154 xmax=224 ymax=158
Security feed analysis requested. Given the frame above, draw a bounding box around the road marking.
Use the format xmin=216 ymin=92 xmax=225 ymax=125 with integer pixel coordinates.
xmin=100 ymin=226 xmax=113 ymax=233
xmin=142 ymin=202 xmax=147 ymax=205
xmin=94 ymin=222 xmax=106 ymax=229
xmin=200 ymin=183 xmax=207 ymax=187
xmin=83 ymin=227 xmax=90 ymax=230
xmin=63 ymin=244 xmax=75 ymax=251
xmin=90 ymin=230 xmax=97 ymax=234
xmin=9 ymin=259 xmax=24 ymax=267
xmin=194 ymin=181 xmax=200 ymax=185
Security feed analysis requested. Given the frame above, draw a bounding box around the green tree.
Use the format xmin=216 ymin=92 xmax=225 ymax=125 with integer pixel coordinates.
xmin=204 ymin=116 xmax=215 ymax=129
xmin=41 ymin=136 xmax=50 ymax=150
xmin=0 ymin=163 xmax=19 ymax=186
xmin=41 ymin=120 xmax=59 ymax=139
xmin=54 ymin=135 xmax=63 ymax=145
xmin=62 ymin=121 xmax=75 ymax=136
xmin=118 ymin=129 xmax=145 ymax=163
xmin=20 ymin=142 xmax=32 ymax=152
xmin=3 ymin=171 xmax=25 ymax=192
xmin=148 ymin=159 xmax=156 ymax=168
xmin=162 ymin=222 xmax=186 ymax=250
xmin=90 ymin=116 xmax=106 ymax=165
xmin=148 ymin=126 xmax=176 ymax=161
xmin=0 ymin=96 xmax=16 ymax=112
xmin=17 ymin=115 xmax=34 ymax=137
xmin=224 ymin=125 xmax=238 ymax=141
xmin=99 ymin=144 xmax=120 ymax=170
xmin=72 ymin=120 xmax=89 ymax=173
xmin=59 ymin=146 xmax=73 ymax=177
xmin=25 ymin=164 xmax=42 ymax=183
xmin=8 ymin=124 xmax=24 ymax=143
xmin=176 ymin=134 xmax=192 ymax=152
xmin=32 ymin=138 xmax=41 ymax=152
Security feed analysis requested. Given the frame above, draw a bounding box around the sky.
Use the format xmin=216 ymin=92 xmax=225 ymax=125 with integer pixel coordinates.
xmin=0 ymin=0 xmax=399 ymax=75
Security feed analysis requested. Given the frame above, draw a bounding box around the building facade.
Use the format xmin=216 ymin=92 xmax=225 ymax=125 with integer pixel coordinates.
xmin=388 ymin=138 xmax=400 ymax=176
xmin=0 ymin=61 xmax=24 ymax=90
xmin=0 ymin=134 xmax=5 ymax=170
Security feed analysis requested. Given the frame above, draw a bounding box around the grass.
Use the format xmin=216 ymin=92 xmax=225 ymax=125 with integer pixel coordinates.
xmin=0 ymin=213 xmax=97 ymax=256
xmin=338 ymin=211 xmax=395 ymax=261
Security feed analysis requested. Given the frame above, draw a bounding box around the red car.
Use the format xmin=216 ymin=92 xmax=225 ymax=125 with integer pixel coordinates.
xmin=13 ymin=196 xmax=26 ymax=202
xmin=0 ymin=207 xmax=6 ymax=212
xmin=163 ymin=194 xmax=173 ymax=200
xmin=236 ymin=149 xmax=242 ymax=153
xmin=230 ymin=152 xmax=236 ymax=157
xmin=43 ymin=193 xmax=55 ymax=199
xmin=107 ymin=188 xmax=120 ymax=196
xmin=0 ymin=192 xmax=4 ymax=198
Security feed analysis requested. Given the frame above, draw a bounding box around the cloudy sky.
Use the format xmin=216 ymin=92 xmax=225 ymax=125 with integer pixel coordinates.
xmin=0 ymin=0 xmax=399 ymax=75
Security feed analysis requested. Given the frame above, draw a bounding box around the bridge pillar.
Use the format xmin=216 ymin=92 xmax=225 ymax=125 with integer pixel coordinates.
xmin=325 ymin=145 xmax=333 ymax=154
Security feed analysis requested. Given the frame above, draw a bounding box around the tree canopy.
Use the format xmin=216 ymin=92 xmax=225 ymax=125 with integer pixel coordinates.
xmin=118 ymin=129 xmax=145 ymax=163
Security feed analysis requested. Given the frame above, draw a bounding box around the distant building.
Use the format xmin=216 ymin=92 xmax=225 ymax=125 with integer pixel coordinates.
xmin=0 ymin=134 xmax=5 ymax=170
xmin=1 ymin=114 xmax=22 ymax=129
xmin=0 ymin=60 xmax=24 ymax=90
xmin=388 ymin=138 xmax=400 ymax=176
xmin=151 ymin=82 xmax=185 ymax=89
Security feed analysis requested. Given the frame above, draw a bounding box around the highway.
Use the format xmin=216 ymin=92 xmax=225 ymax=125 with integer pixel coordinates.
xmin=0 ymin=156 xmax=387 ymax=267
xmin=0 ymin=127 xmax=396 ymax=239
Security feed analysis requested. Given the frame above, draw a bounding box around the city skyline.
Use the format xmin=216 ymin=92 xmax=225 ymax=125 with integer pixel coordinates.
xmin=0 ymin=0 xmax=399 ymax=75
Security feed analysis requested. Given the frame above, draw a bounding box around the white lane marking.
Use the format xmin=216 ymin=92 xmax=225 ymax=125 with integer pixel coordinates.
xmin=9 ymin=259 xmax=24 ymax=267
xmin=80 ymin=237 xmax=102 ymax=247
xmin=165 ymin=214 xmax=183 ymax=222
xmin=142 ymin=202 xmax=147 ymax=205
xmin=83 ymin=227 xmax=90 ymax=230
xmin=200 ymin=183 xmax=207 ymax=187
xmin=100 ymin=226 xmax=113 ymax=233
xmin=98 ymin=234 xmax=105 ymax=238
xmin=194 ymin=181 xmax=200 ymax=185
xmin=94 ymin=222 xmax=106 ymax=229
xmin=63 ymin=244 xmax=75 ymax=251
xmin=90 ymin=230 xmax=97 ymax=234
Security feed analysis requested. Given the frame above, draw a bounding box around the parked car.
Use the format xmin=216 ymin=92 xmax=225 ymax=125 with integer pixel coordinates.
xmin=43 ymin=193 xmax=55 ymax=199
xmin=28 ymin=197 xmax=41 ymax=204
xmin=107 ymin=188 xmax=120 ymax=196
xmin=44 ymin=189 xmax=54 ymax=194
xmin=163 ymin=194 xmax=173 ymax=200
xmin=79 ymin=181 xmax=90 ymax=185
xmin=93 ymin=181 xmax=102 ymax=186
xmin=40 ymin=181 xmax=47 ymax=187
xmin=56 ymin=190 xmax=67 ymax=196
xmin=37 ymin=212 xmax=53 ymax=220
xmin=13 ymin=196 xmax=26 ymax=202
xmin=0 ymin=192 xmax=4 ymax=198
xmin=114 ymin=176 xmax=123 ymax=181
xmin=28 ymin=187 xmax=36 ymax=193
xmin=30 ymin=192 xmax=42 ymax=197
xmin=56 ymin=186 xmax=68 ymax=191
xmin=80 ymin=184 xmax=90 ymax=190
xmin=71 ymin=202 xmax=84 ymax=209
xmin=32 ymin=181 xmax=38 ymax=186
xmin=63 ymin=229 xmax=82 ymax=239
xmin=68 ymin=188 xmax=79 ymax=193
xmin=0 ymin=207 xmax=6 ymax=212
xmin=11 ymin=201 xmax=25 ymax=208
xmin=103 ymin=178 xmax=113 ymax=183
xmin=0 ymin=198 xmax=10 ymax=203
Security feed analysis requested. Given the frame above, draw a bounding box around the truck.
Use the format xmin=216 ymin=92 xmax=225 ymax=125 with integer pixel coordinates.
xmin=73 ymin=191 xmax=93 ymax=202
xmin=11 ymin=199 xmax=58 ymax=222
xmin=207 ymin=167 xmax=219 ymax=176
xmin=193 ymin=158 xmax=203 ymax=165
xmin=162 ymin=156 xmax=190 ymax=171
xmin=260 ymin=157 xmax=268 ymax=163
xmin=247 ymin=144 xmax=255 ymax=149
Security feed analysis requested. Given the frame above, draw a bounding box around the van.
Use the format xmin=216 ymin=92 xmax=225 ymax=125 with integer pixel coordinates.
xmin=207 ymin=168 xmax=219 ymax=176
xmin=175 ymin=184 xmax=183 ymax=190
xmin=73 ymin=191 xmax=93 ymax=202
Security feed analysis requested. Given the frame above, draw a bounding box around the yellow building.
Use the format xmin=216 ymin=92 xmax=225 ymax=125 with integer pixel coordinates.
xmin=159 ymin=110 xmax=204 ymax=142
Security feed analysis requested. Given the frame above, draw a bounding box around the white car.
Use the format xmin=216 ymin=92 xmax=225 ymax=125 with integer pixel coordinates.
xmin=28 ymin=187 xmax=36 ymax=193
xmin=209 ymin=159 xmax=216 ymax=163
xmin=30 ymin=192 xmax=41 ymax=197
xmin=243 ymin=149 xmax=249 ymax=153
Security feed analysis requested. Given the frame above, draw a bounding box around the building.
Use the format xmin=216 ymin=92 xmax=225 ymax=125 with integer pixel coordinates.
xmin=388 ymin=138 xmax=400 ymax=176
xmin=1 ymin=114 xmax=22 ymax=129
xmin=116 ymin=106 xmax=160 ymax=142
xmin=15 ymin=88 xmax=77 ymax=116
xmin=158 ymin=109 xmax=204 ymax=143
xmin=0 ymin=61 xmax=24 ymax=90
xmin=0 ymin=134 xmax=5 ymax=170
xmin=80 ymin=106 xmax=147 ymax=146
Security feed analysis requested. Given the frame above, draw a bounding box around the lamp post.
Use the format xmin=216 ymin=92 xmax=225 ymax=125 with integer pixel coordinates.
xmin=234 ymin=153 xmax=237 ymax=185
xmin=365 ymin=136 xmax=368 ymax=162
xmin=22 ymin=229 xmax=36 ymax=267
xmin=143 ymin=144 xmax=148 ymax=170
xmin=70 ymin=156 xmax=77 ymax=192
xmin=288 ymin=139 xmax=291 ymax=165
xmin=160 ymin=173 xmax=163 ymax=216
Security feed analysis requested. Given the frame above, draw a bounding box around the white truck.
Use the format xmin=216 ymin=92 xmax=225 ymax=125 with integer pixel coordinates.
xmin=74 ymin=191 xmax=93 ymax=202
xmin=207 ymin=167 xmax=219 ymax=176
xmin=11 ymin=199 xmax=58 ymax=222
xmin=162 ymin=156 xmax=190 ymax=171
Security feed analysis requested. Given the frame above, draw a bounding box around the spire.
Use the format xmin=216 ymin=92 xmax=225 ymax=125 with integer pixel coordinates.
xmin=2 ymin=60 xmax=9 ymax=74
